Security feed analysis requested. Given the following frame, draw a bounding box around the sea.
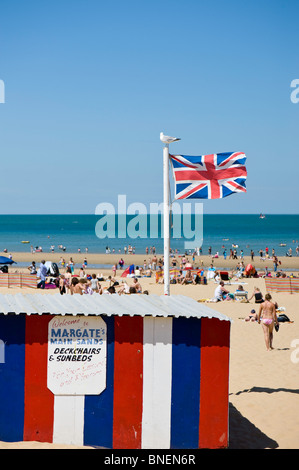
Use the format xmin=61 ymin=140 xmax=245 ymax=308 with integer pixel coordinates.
xmin=0 ymin=215 xmax=298 ymax=270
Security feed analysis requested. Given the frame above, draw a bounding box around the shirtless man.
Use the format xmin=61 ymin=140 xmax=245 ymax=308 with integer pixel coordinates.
xmin=181 ymin=269 xmax=196 ymax=285
xmin=70 ymin=277 xmax=84 ymax=295
xmin=257 ymin=293 xmax=278 ymax=351
xmin=132 ymin=277 xmax=142 ymax=293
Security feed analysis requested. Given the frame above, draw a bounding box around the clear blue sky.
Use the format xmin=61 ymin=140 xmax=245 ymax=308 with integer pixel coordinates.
xmin=0 ymin=0 xmax=298 ymax=214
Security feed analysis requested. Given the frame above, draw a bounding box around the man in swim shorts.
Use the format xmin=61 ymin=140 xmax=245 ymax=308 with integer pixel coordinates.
xmin=257 ymin=293 xmax=278 ymax=351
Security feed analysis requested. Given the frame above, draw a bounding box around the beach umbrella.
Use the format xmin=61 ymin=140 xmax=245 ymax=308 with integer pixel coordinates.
xmin=0 ymin=256 xmax=16 ymax=265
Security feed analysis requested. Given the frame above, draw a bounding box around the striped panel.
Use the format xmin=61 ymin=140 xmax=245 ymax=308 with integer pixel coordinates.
xmin=0 ymin=275 xmax=9 ymax=288
xmin=24 ymin=315 xmax=54 ymax=442
xmin=8 ymin=274 xmax=22 ymax=287
xmin=21 ymin=274 xmax=37 ymax=288
xmin=83 ymin=316 xmax=115 ymax=448
xmin=142 ymin=316 xmax=173 ymax=449
xmin=0 ymin=314 xmax=230 ymax=449
xmin=265 ymin=278 xmax=291 ymax=292
xmin=265 ymin=278 xmax=299 ymax=293
xmin=0 ymin=315 xmax=26 ymax=442
xmin=199 ymin=317 xmax=230 ymax=448
xmin=113 ymin=316 xmax=143 ymax=449
xmin=53 ymin=395 xmax=84 ymax=446
xmin=171 ymin=317 xmax=201 ymax=448
xmin=0 ymin=273 xmax=37 ymax=288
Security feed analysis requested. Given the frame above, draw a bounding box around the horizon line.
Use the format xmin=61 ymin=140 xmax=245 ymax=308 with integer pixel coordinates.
xmin=0 ymin=213 xmax=298 ymax=216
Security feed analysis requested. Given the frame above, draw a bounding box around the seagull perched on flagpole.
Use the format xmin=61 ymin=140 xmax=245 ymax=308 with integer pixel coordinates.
xmin=160 ymin=132 xmax=181 ymax=144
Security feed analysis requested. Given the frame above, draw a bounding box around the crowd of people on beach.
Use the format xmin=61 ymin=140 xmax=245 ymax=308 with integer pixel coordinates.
xmin=33 ymin=259 xmax=147 ymax=296
xmin=30 ymin=243 xmax=298 ymax=297
xmin=23 ymin=250 xmax=296 ymax=353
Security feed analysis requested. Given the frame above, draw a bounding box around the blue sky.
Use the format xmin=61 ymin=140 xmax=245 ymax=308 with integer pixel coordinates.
xmin=0 ymin=0 xmax=298 ymax=214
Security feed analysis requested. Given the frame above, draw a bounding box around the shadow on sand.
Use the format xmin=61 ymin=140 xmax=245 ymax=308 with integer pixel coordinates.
xmin=228 ymin=402 xmax=278 ymax=449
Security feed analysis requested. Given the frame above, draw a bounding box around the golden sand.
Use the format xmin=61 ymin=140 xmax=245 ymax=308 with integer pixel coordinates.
xmin=0 ymin=252 xmax=299 ymax=449
xmin=6 ymin=251 xmax=299 ymax=272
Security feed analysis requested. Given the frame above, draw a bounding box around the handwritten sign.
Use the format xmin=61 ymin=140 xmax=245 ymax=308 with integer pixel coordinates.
xmin=47 ymin=316 xmax=107 ymax=395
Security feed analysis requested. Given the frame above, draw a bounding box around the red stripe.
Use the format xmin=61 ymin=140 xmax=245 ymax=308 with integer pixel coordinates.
xmin=218 ymin=152 xmax=244 ymax=167
xmin=174 ymin=166 xmax=247 ymax=181
xmin=170 ymin=154 xmax=198 ymax=169
xmin=199 ymin=318 xmax=230 ymax=448
xmin=210 ymin=178 xmax=221 ymax=199
xmin=177 ymin=183 xmax=206 ymax=199
xmin=113 ymin=316 xmax=143 ymax=449
xmin=226 ymin=180 xmax=246 ymax=192
xmin=23 ymin=315 xmax=54 ymax=443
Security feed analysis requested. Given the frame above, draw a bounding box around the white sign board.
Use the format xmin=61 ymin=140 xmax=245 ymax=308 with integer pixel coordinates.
xmin=47 ymin=316 xmax=107 ymax=395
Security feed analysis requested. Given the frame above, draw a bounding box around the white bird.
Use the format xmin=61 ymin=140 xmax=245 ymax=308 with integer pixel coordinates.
xmin=160 ymin=132 xmax=181 ymax=144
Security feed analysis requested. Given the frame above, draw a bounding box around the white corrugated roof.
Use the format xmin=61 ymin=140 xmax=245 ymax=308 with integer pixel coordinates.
xmin=0 ymin=293 xmax=231 ymax=322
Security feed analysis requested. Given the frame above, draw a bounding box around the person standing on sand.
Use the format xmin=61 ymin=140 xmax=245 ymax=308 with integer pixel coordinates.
xmin=37 ymin=260 xmax=48 ymax=289
xmin=257 ymin=293 xmax=278 ymax=351
xmin=64 ymin=266 xmax=72 ymax=294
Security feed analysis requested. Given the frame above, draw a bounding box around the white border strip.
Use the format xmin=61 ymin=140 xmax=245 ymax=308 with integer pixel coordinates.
xmin=52 ymin=395 xmax=85 ymax=446
xmin=142 ymin=317 xmax=173 ymax=449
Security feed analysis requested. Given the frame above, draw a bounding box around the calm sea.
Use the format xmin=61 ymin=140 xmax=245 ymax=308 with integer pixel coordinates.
xmin=0 ymin=214 xmax=298 ymax=260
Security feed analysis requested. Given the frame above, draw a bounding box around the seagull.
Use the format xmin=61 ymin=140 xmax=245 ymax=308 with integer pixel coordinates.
xmin=160 ymin=132 xmax=181 ymax=144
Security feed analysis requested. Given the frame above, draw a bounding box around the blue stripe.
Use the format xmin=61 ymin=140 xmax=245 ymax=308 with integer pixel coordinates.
xmin=171 ymin=317 xmax=201 ymax=449
xmin=176 ymin=182 xmax=209 ymax=199
xmin=171 ymin=155 xmax=204 ymax=168
xmin=222 ymin=185 xmax=234 ymax=198
xmin=84 ymin=316 xmax=115 ymax=448
xmin=217 ymin=152 xmax=246 ymax=166
xmin=234 ymin=177 xmax=247 ymax=187
xmin=0 ymin=315 xmax=26 ymax=442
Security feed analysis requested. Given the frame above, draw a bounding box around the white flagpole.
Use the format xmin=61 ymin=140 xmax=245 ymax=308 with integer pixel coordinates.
xmin=160 ymin=132 xmax=180 ymax=296
xmin=163 ymin=143 xmax=170 ymax=295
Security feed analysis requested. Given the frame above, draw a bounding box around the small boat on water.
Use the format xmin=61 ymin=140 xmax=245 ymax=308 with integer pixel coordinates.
xmin=279 ymin=243 xmax=286 ymax=247
xmin=259 ymin=213 xmax=266 ymax=219
xmin=21 ymin=241 xmax=30 ymax=243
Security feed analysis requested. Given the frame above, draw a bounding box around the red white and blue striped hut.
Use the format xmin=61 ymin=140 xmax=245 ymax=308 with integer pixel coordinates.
xmin=0 ymin=293 xmax=231 ymax=449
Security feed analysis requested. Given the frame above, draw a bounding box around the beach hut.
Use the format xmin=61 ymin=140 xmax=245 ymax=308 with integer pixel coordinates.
xmin=0 ymin=293 xmax=231 ymax=449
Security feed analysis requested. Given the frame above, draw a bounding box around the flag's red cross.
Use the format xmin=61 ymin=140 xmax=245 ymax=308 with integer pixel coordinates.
xmin=171 ymin=153 xmax=246 ymax=199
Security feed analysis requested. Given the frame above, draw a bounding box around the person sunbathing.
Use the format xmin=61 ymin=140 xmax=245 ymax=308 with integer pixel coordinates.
xmin=235 ymin=284 xmax=248 ymax=300
xmin=244 ymin=309 xmax=258 ymax=321
xmin=248 ymin=287 xmax=264 ymax=303
xmin=133 ymin=277 xmax=142 ymax=293
xmin=118 ymin=280 xmax=130 ymax=294
xmin=177 ymin=270 xmax=185 ymax=284
xmin=214 ymin=281 xmax=231 ymax=301
xmin=181 ymin=269 xmax=196 ymax=285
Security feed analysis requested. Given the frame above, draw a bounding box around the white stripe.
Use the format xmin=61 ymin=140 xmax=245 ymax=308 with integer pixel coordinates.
xmin=171 ymin=155 xmax=199 ymax=169
xmin=53 ymin=395 xmax=85 ymax=446
xmin=218 ymin=152 xmax=246 ymax=169
xmin=175 ymin=182 xmax=207 ymax=199
xmin=142 ymin=317 xmax=173 ymax=449
xmin=225 ymin=182 xmax=245 ymax=193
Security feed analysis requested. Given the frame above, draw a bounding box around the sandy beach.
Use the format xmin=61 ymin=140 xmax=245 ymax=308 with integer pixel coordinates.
xmin=5 ymin=251 xmax=299 ymax=273
xmin=0 ymin=253 xmax=299 ymax=449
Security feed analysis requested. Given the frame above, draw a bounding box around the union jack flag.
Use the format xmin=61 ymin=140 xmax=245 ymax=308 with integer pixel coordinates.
xmin=170 ymin=152 xmax=247 ymax=200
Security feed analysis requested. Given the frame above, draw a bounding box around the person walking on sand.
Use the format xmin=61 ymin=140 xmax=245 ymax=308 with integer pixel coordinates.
xmin=257 ymin=293 xmax=278 ymax=351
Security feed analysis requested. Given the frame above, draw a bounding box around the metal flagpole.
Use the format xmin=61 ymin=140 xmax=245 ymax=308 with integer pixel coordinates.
xmin=163 ymin=143 xmax=170 ymax=296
